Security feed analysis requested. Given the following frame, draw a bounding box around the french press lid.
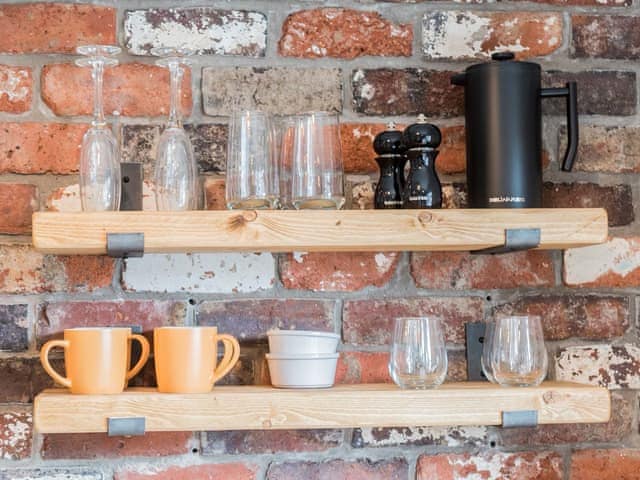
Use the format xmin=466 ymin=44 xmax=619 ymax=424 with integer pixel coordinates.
xmin=451 ymin=51 xmax=541 ymax=86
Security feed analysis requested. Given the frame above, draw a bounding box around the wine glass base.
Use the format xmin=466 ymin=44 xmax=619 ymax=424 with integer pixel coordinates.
xmin=227 ymin=199 xmax=273 ymax=210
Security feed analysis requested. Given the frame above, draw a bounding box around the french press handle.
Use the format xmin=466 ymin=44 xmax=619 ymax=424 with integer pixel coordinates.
xmin=541 ymin=82 xmax=578 ymax=172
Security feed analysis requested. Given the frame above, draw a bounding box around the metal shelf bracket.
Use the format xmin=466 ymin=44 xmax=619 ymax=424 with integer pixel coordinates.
xmin=107 ymin=417 xmax=146 ymax=437
xmin=502 ymin=410 xmax=538 ymax=428
xmin=106 ymin=233 xmax=144 ymax=258
xmin=473 ymin=228 xmax=541 ymax=255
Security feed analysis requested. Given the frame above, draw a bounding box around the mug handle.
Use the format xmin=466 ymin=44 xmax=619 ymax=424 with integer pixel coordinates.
xmin=212 ymin=334 xmax=240 ymax=384
xmin=40 ymin=340 xmax=72 ymax=389
xmin=125 ymin=334 xmax=151 ymax=381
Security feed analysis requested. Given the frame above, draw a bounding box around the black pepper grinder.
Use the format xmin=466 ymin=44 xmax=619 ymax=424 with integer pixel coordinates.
xmin=373 ymin=122 xmax=407 ymax=209
xmin=402 ymin=115 xmax=442 ymax=209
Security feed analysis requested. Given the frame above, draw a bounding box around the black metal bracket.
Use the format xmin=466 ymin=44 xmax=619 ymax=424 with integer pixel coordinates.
xmin=106 ymin=233 xmax=144 ymax=258
xmin=502 ymin=410 xmax=538 ymax=428
xmin=473 ymin=228 xmax=541 ymax=255
xmin=465 ymin=322 xmax=487 ymax=382
xmin=107 ymin=417 xmax=146 ymax=437
xmin=120 ymin=163 xmax=143 ymax=211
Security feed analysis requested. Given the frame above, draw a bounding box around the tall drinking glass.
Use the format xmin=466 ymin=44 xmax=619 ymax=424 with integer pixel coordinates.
xmin=291 ymin=112 xmax=344 ymax=209
xmin=275 ymin=115 xmax=296 ymax=209
xmin=389 ymin=317 xmax=448 ymax=389
xmin=490 ymin=316 xmax=548 ymax=387
xmin=76 ymin=45 xmax=121 ymax=212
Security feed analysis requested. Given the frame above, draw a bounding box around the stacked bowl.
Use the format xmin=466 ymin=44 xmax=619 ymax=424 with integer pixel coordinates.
xmin=266 ymin=330 xmax=340 ymax=388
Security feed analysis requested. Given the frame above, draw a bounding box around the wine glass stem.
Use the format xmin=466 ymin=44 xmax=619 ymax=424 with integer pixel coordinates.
xmin=168 ymin=61 xmax=183 ymax=128
xmin=91 ymin=59 xmax=106 ymax=126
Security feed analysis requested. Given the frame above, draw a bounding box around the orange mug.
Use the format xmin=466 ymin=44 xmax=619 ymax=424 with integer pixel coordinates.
xmin=40 ymin=327 xmax=150 ymax=394
xmin=154 ymin=326 xmax=240 ymax=393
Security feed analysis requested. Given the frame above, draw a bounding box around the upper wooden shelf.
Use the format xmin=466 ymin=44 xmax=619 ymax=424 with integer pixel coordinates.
xmin=32 ymin=208 xmax=607 ymax=255
xmin=34 ymin=382 xmax=610 ymax=434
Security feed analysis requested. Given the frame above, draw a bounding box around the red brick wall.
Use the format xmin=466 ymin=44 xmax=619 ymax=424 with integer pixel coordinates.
xmin=0 ymin=2 xmax=638 ymax=479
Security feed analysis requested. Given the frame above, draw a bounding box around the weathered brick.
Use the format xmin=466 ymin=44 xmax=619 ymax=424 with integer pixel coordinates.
xmin=0 ymin=123 xmax=87 ymax=174
xmin=543 ymin=182 xmax=633 ymax=227
xmin=0 ymin=184 xmax=38 ymax=235
xmin=115 ymin=464 xmax=258 ymax=480
xmin=0 ymin=66 xmax=32 ymax=113
xmin=42 ymin=432 xmax=193 ymax=459
xmin=417 ymin=451 xmax=562 ymax=479
xmin=0 ymin=3 xmax=115 ymax=54
xmin=202 ymin=429 xmax=343 ymax=455
xmin=500 ymin=392 xmax=631 ymax=446
xmin=0 ymin=304 xmax=29 ymax=352
xmin=564 ymin=238 xmax=640 ymax=288
xmin=494 ymin=295 xmax=629 ymax=340
xmin=411 ymin=251 xmax=555 ymax=290
xmin=0 ymin=407 xmax=32 ymax=460
xmin=565 ymin=126 xmax=640 ymax=173
xmin=197 ymin=299 xmax=335 ymax=342
xmin=204 ymin=178 xmax=226 ymax=210
xmin=555 ymin=344 xmax=640 ymax=389
xmin=280 ymin=252 xmax=399 ymax=292
xmin=203 ymin=67 xmax=342 ymax=116
xmin=123 ymin=253 xmax=275 ymax=293
xmin=352 ymin=69 xmax=463 ymax=117
xmin=46 ymin=182 xmax=160 ymax=212
xmin=0 ymin=469 xmax=103 ymax=480
xmin=279 ymin=8 xmax=411 ymax=59
xmin=352 ymin=425 xmax=487 ymax=448
xmin=42 ymin=63 xmax=192 ymax=117
xmin=0 ymin=358 xmax=40 ymax=402
xmin=121 ymin=124 xmax=227 ymax=177
xmin=570 ymin=449 xmax=640 ymax=479
xmin=423 ymin=12 xmax=563 ymax=60
xmin=125 ymin=8 xmax=266 ymax=56
xmin=573 ymin=16 xmax=640 ymax=59
xmin=544 ymin=71 xmax=636 ymax=116
xmin=343 ymin=298 xmax=483 ymax=346
xmin=267 ymin=458 xmax=408 ymax=480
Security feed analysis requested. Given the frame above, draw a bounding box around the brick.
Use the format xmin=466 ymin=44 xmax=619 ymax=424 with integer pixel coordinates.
xmin=573 ymin=16 xmax=640 ymax=59
xmin=123 ymin=253 xmax=275 ymax=293
xmin=46 ymin=181 xmax=159 ymax=212
xmin=0 ymin=469 xmax=103 ymax=480
xmin=564 ymin=238 xmax=640 ymax=288
xmin=267 ymin=458 xmax=408 ymax=480
xmin=121 ymin=124 xmax=227 ymax=177
xmin=417 ymin=451 xmax=562 ymax=479
xmin=352 ymin=69 xmax=463 ymax=117
xmin=411 ymin=251 xmax=555 ymax=290
xmin=544 ymin=71 xmax=636 ymax=116
xmin=543 ymin=182 xmax=633 ymax=227
xmin=279 ymin=8 xmax=411 ymax=59
xmin=343 ymin=297 xmax=483 ymax=346
xmin=42 ymin=432 xmax=193 ymax=459
xmin=500 ymin=392 xmax=631 ymax=446
xmin=0 ymin=407 xmax=32 ymax=460
xmin=0 ymin=358 xmax=40 ymax=402
xmin=0 ymin=184 xmax=38 ymax=235
xmin=565 ymin=126 xmax=640 ymax=173
xmin=0 ymin=3 xmax=115 ymax=54
xmin=280 ymin=252 xmax=399 ymax=292
xmin=197 ymin=299 xmax=335 ymax=342
xmin=125 ymin=8 xmax=266 ymax=57
xmin=42 ymin=63 xmax=192 ymax=117
xmin=0 ymin=304 xmax=29 ymax=352
xmin=519 ymin=0 xmax=630 ymax=4
xmin=352 ymin=425 xmax=487 ymax=448
xmin=0 ymin=123 xmax=87 ymax=174
xmin=203 ymin=429 xmax=343 ymax=455
xmin=423 ymin=12 xmax=563 ymax=60
xmin=203 ymin=67 xmax=342 ymax=116
xmin=204 ymin=178 xmax=226 ymax=210
xmin=571 ymin=449 xmax=640 ymax=480
xmin=0 ymin=66 xmax=32 ymax=113
xmin=555 ymin=344 xmax=640 ymax=389
xmin=494 ymin=295 xmax=630 ymax=340
xmin=115 ymin=464 xmax=258 ymax=480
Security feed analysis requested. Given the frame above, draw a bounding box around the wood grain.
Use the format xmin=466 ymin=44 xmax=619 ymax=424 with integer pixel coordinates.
xmin=34 ymin=382 xmax=610 ymax=433
xmin=32 ymin=209 xmax=608 ymax=254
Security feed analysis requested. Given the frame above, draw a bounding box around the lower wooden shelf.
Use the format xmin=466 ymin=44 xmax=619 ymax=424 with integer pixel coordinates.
xmin=34 ymin=382 xmax=610 ymax=434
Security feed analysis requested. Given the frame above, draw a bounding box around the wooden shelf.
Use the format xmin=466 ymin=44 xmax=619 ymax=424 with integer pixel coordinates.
xmin=32 ymin=209 xmax=608 ymax=254
xmin=34 ymin=382 xmax=610 ymax=434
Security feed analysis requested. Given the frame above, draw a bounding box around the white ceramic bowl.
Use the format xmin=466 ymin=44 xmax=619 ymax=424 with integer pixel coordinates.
xmin=267 ymin=330 xmax=340 ymax=355
xmin=266 ymin=353 xmax=339 ymax=388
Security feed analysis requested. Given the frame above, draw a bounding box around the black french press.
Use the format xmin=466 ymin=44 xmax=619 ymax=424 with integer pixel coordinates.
xmin=451 ymin=52 xmax=578 ymax=208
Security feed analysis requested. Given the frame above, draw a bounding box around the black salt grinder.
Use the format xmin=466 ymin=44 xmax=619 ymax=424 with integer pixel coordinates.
xmin=373 ymin=122 xmax=407 ymax=209
xmin=402 ymin=115 xmax=442 ymax=209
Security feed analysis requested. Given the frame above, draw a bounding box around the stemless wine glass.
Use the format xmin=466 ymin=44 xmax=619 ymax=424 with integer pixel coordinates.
xmin=226 ymin=110 xmax=279 ymax=209
xmin=481 ymin=321 xmax=497 ymax=383
xmin=291 ymin=112 xmax=344 ymax=209
xmin=389 ymin=317 xmax=448 ymax=389
xmin=76 ymin=45 xmax=121 ymax=212
xmin=490 ymin=315 xmax=548 ymax=387
xmin=274 ymin=115 xmax=296 ymax=209
xmin=152 ymin=47 xmax=199 ymax=211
